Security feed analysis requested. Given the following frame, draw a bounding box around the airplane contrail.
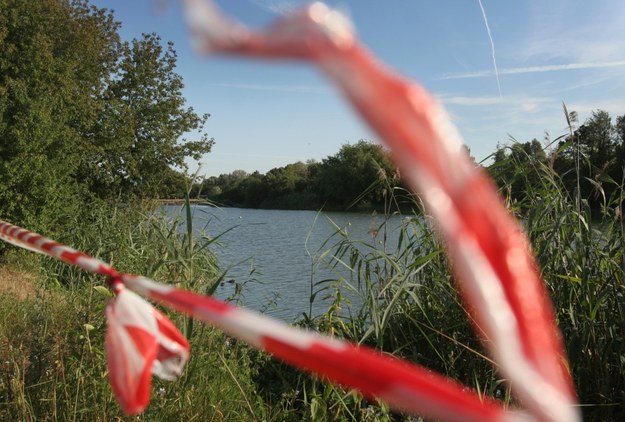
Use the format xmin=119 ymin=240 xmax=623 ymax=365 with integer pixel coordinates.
xmin=440 ymin=60 xmax=625 ymax=79
xmin=477 ymin=0 xmax=502 ymax=97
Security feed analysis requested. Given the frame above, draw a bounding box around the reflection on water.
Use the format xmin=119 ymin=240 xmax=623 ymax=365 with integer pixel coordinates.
xmin=161 ymin=205 xmax=408 ymax=321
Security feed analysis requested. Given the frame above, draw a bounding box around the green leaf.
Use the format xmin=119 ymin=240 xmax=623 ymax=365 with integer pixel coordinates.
xmin=93 ymin=285 xmax=113 ymax=298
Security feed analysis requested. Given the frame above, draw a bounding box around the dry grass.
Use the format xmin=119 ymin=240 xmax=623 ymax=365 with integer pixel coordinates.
xmin=0 ymin=267 xmax=38 ymax=301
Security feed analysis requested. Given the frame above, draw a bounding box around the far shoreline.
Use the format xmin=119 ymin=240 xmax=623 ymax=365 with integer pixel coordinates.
xmin=156 ymin=198 xmax=206 ymax=205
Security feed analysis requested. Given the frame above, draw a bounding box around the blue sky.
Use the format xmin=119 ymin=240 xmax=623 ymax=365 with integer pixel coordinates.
xmin=92 ymin=0 xmax=625 ymax=177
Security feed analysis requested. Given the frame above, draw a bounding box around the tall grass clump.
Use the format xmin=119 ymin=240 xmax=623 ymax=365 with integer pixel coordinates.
xmin=492 ymin=141 xmax=625 ymax=421
xmin=0 ymin=198 xmax=270 ymax=420
xmin=249 ymin=144 xmax=624 ymax=420
xmin=2 ymin=146 xmax=624 ymax=420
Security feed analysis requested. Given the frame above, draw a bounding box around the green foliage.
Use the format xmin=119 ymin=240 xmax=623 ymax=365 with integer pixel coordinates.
xmin=0 ymin=0 xmax=115 ymax=232
xmin=0 ymin=0 xmax=212 ymax=237
xmin=550 ymin=109 xmax=622 ymax=210
xmin=489 ymin=138 xmax=549 ymax=207
xmin=313 ymin=140 xmax=399 ymax=210
xmin=78 ymin=33 xmax=213 ymax=199
xmin=497 ymin=138 xmax=625 ymax=421
xmin=0 ymin=202 xmax=265 ymax=421
xmin=490 ymin=109 xmax=625 ymax=216
xmin=202 ymin=140 xmax=403 ymax=212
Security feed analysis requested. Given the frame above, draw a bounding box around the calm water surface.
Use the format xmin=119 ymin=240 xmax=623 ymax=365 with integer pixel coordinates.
xmin=162 ymin=205 xmax=407 ymax=321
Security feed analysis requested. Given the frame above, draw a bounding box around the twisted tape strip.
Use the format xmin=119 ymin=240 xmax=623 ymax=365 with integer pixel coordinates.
xmin=182 ymin=2 xmax=579 ymax=421
xmin=0 ymin=1 xmax=581 ymax=420
xmin=0 ymin=219 xmax=518 ymax=421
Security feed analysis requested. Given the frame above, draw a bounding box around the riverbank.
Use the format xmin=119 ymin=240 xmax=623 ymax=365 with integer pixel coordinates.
xmin=1 ymin=183 xmax=624 ymax=420
xmin=156 ymin=198 xmax=207 ymax=205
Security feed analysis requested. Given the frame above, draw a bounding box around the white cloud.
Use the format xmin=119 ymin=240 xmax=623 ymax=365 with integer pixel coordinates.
xmin=249 ymin=0 xmax=305 ymax=15
xmin=440 ymin=94 xmax=552 ymax=109
xmin=522 ymin=0 xmax=625 ymax=63
xmin=565 ymin=100 xmax=625 ymax=116
xmin=550 ymin=77 xmax=611 ymax=94
xmin=441 ymin=95 xmax=504 ymax=106
xmin=441 ymin=60 xmax=625 ymax=80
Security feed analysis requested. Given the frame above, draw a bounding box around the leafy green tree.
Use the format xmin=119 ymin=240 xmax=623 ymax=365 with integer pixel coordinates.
xmin=489 ymin=139 xmax=548 ymax=205
xmin=0 ymin=0 xmax=213 ymax=235
xmin=262 ymin=162 xmax=313 ymax=207
xmin=552 ymin=110 xmax=618 ymax=208
xmin=160 ymin=168 xmax=189 ymax=199
xmin=611 ymin=114 xmax=625 ymax=185
xmin=616 ymin=115 xmax=625 ymax=144
xmin=214 ymin=170 xmax=250 ymax=206
xmin=313 ymin=140 xmax=398 ymax=209
xmin=79 ymin=33 xmax=213 ymax=199
xmin=0 ymin=0 xmax=120 ymax=231
xmin=204 ymin=142 xmax=401 ymax=210
xmin=241 ymin=171 xmax=268 ymax=208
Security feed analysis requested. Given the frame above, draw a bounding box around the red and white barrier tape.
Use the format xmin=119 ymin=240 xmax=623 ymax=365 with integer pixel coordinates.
xmin=0 ymin=1 xmax=580 ymax=421
xmin=1 ymin=219 xmax=516 ymax=421
xmin=182 ymin=2 xmax=580 ymax=421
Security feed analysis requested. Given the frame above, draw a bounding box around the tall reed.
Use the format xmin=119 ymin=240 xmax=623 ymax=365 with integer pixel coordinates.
xmin=251 ymin=140 xmax=625 ymax=421
xmin=2 ymin=142 xmax=623 ymax=420
xmin=0 ymin=198 xmax=267 ymax=420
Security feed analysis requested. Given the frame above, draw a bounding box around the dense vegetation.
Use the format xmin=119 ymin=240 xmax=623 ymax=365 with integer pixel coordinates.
xmin=2 ymin=156 xmax=624 ymax=420
xmin=491 ymin=108 xmax=625 ymax=213
xmin=0 ymin=0 xmax=212 ymax=236
xmin=1 ymin=1 xmax=624 ymax=421
xmin=194 ymin=110 xmax=625 ymax=215
xmin=192 ymin=140 xmax=404 ymax=211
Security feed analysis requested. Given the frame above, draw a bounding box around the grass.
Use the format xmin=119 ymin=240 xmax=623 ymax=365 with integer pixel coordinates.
xmin=252 ymin=145 xmax=625 ymax=420
xmin=0 ymin=200 xmax=265 ymax=421
xmin=1 ymin=145 xmax=624 ymax=420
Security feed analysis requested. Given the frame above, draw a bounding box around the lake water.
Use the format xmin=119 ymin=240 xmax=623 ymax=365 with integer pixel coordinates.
xmin=161 ymin=205 xmax=408 ymax=321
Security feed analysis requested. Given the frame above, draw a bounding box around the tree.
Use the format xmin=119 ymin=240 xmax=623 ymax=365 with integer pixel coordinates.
xmin=312 ymin=140 xmax=398 ymax=209
xmin=489 ymin=139 xmax=548 ymax=204
xmin=0 ymin=0 xmax=213 ymax=234
xmin=611 ymin=114 xmax=625 ymax=185
xmin=160 ymin=168 xmax=189 ymax=199
xmin=240 ymin=171 xmax=267 ymax=208
xmin=552 ymin=110 xmax=618 ymax=207
xmin=212 ymin=170 xmax=250 ymax=206
xmin=0 ymin=0 xmax=121 ymax=231
xmin=78 ymin=33 xmax=213 ymax=199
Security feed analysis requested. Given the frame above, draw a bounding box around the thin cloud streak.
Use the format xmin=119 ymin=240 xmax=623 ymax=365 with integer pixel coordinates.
xmin=441 ymin=60 xmax=625 ymax=79
xmin=440 ymin=94 xmax=552 ymax=109
xmin=249 ymin=0 xmax=301 ymax=15
xmin=212 ymin=82 xmax=328 ymax=93
xmin=442 ymin=95 xmax=505 ymax=106
xmin=477 ymin=0 xmax=501 ymax=97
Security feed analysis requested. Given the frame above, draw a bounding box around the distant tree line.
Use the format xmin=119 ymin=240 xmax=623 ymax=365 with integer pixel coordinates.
xmin=489 ymin=110 xmax=625 ymax=213
xmin=191 ymin=110 xmax=625 ymax=214
xmin=191 ymin=140 xmax=405 ymax=211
